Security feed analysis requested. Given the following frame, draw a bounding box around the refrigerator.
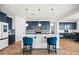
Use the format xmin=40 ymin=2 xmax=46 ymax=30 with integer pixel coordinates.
xmin=0 ymin=22 xmax=8 ymax=50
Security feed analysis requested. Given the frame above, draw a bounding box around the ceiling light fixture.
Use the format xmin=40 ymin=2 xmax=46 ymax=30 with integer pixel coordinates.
xmin=51 ymin=23 xmax=54 ymax=26
xmin=26 ymin=9 xmax=28 ymax=11
xmin=38 ymin=8 xmax=41 ymax=18
xmin=26 ymin=23 xmax=28 ymax=27
xmin=38 ymin=9 xmax=41 ymax=11
xmin=38 ymin=22 xmax=41 ymax=27
xmin=31 ymin=13 xmax=34 ymax=15
xmin=51 ymin=9 xmax=53 ymax=11
xmin=51 ymin=9 xmax=54 ymax=18
xmin=25 ymin=9 xmax=28 ymax=19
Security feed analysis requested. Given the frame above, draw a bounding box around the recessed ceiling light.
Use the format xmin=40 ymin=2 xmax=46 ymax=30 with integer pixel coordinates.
xmin=51 ymin=9 xmax=53 ymax=11
xmin=31 ymin=14 xmax=34 ymax=15
xmin=38 ymin=9 xmax=41 ymax=11
xmin=26 ymin=9 xmax=28 ymax=11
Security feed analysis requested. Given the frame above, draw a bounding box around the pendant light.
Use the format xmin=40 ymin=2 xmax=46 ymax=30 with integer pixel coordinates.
xmin=26 ymin=23 xmax=28 ymax=27
xmin=51 ymin=23 xmax=54 ymax=26
xmin=25 ymin=9 xmax=29 ymax=27
xmin=38 ymin=8 xmax=41 ymax=27
xmin=38 ymin=22 xmax=41 ymax=27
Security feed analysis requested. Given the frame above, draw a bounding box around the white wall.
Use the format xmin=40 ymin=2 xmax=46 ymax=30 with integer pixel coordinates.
xmin=77 ymin=22 xmax=79 ymax=30
xmin=12 ymin=17 xmax=15 ymax=29
xmin=15 ymin=16 xmax=26 ymax=42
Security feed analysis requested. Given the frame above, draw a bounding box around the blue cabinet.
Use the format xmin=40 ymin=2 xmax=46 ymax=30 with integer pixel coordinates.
xmin=0 ymin=11 xmax=6 ymax=18
xmin=6 ymin=17 xmax=12 ymax=30
xmin=0 ymin=11 xmax=12 ymax=30
xmin=0 ymin=11 xmax=15 ymax=45
xmin=8 ymin=34 xmax=15 ymax=45
xmin=0 ymin=11 xmax=7 ymax=22
xmin=59 ymin=22 xmax=77 ymax=30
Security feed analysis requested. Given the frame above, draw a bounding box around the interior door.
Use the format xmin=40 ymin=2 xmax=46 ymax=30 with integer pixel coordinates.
xmin=1 ymin=22 xmax=8 ymax=38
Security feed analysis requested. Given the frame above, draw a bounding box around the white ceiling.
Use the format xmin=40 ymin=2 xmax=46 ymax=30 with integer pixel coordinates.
xmin=0 ymin=4 xmax=79 ymax=20
xmin=64 ymin=12 xmax=79 ymax=21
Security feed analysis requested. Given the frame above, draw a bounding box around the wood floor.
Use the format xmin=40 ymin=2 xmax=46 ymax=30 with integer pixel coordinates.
xmin=0 ymin=39 xmax=79 ymax=55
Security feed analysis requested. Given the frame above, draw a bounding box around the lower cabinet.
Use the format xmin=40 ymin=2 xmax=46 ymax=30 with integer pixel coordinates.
xmin=8 ymin=34 xmax=15 ymax=45
xmin=33 ymin=35 xmax=47 ymax=48
xmin=24 ymin=34 xmax=47 ymax=49
xmin=23 ymin=34 xmax=58 ymax=49
xmin=0 ymin=39 xmax=8 ymax=50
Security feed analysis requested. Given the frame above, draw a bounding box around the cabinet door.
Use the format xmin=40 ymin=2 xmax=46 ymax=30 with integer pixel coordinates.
xmin=33 ymin=35 xmax=40 ymax=48
xmin=33 ymin=35 xmax=41 ymax=48
xmin=33 ymin=35 xmax=47 ymax=48
xmin=9 ymin=35 xmax=15 ymax=45
xmin=6 ymin=17 xmax=12 ymax=30
xmin=40 ymin=36 xmax=47 ymax=48
xmin=0 ymin=39 xmax=8 ymax=50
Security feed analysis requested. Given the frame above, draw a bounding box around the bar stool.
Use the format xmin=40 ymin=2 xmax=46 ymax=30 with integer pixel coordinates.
xmin=47 ymin=37 xmax=57 ymax=54
xmin=23 ymin=37 xmax=33 ymax=54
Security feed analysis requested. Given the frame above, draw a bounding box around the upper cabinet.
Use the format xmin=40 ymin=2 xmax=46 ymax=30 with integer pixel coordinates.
xmin=0 ymin=11 xmax=12 ymax=30
xmin=0 ymin=11 xmax=7 ymax=22
xmin=0 ymin=12 xmax=6 ymax=17
xmin=59 ymin=22 xmax=77 ymax=30
xmin=6 ymin=17 xmax=12 ymax=30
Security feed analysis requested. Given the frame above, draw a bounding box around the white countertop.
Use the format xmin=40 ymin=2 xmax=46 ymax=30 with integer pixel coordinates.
xmin=23 ymin=34 xmax=58 ymax=38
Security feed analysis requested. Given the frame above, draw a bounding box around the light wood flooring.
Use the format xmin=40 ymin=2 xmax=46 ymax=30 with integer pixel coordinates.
xmin=0 ymin=39 xmax=79 ymax=55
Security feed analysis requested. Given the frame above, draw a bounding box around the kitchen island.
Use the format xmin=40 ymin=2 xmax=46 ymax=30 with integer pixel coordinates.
xmin=21 ymin=21 xmax=59 ymax=49
xmin=22 ymin=34 xmax=59 ymax=49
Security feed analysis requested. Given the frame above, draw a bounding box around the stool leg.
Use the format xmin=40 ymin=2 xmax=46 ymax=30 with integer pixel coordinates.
xmin=31 ymin=45 xmax=32 ymax=50
xmin=23 ymin=46 xmax=25 ymax=54
xmin=30 ymin=45 xmax=32 ymax=54
xmin=29 ymin=46 xmax=31 ymax=54
xmin=48 ymin=45 xmax=50 ymax=53
xmin=23 ymin=45 xmax=27 ymax=54
xmin=55 ymin=44 xmax=57 ymax=54
xmin=47 ymin=45 xmax=49 ymax=53
xmin=47 ymin=44 xmax=49 ymax=53
xmin=53 ymin=45 xmax=54 ymax=51
xmin=23 ymin=48 xmax=24 ymax=54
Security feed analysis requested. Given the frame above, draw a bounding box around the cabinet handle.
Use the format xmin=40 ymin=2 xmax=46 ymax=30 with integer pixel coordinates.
xmin=34 ymin=36 xmax=36 ymax=39
xmin=44 ymin=36 xmax=46 ymax=39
